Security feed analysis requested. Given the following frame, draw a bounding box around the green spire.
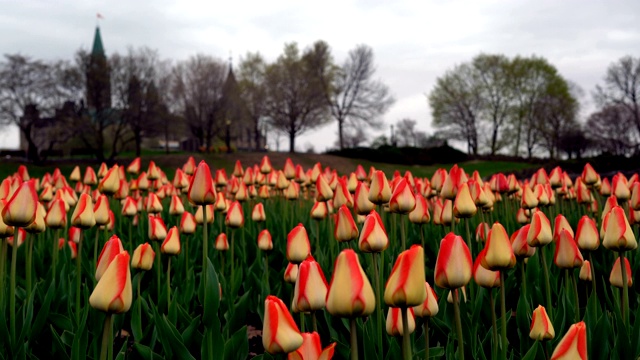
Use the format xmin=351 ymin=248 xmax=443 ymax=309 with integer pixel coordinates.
xmin=91 ymin=27 xmax=105 ymax=56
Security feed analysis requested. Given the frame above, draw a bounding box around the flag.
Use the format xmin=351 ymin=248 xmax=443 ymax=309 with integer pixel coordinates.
xmin=97 ymin=13 xmax=104 ymax=19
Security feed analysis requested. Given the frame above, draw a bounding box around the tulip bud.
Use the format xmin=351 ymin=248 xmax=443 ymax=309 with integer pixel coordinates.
xmin=358 ymin=210 xmax=388 ymax=253
xmin=521 ymin=183 xmax=539 ymax=209
xmin=332 ymin=179 xmax=353 ymax=209
xmin=511 ymin=225 xmax=536 ymax=258
xmin=412 ymin=282 xmax=439 ymax=317
xmin=384 ymin=245 xmax=427 ymax=307
xmin=71 ymin=193 xmax=96 ymax=229
xmin=579 ymin=261 xmax=592 ymax=281
xmin=453 ymin=182 xmax=477 ymax=218
xmin=574 ymin=216 xmax=599 ymax=251
xmin=0 ymin=200 xmax=14 ymax=237
xmin=326 ymin=249 xmax=376 ymax=317
xmin=447 ymin=287 xmax=467 ymax=304
xmin=287 ymin=224 xmax=311 ymax=263
xmin=389 ymin=178 xmax=416 ymax=214
xmin=516 ymin=208 xmax=530 ymax=224
xmin=553 ymin=215 xmax=574 ymax=243
xmin=96 ymin=235 xmax=125 ymax=280
xmin=1 ymin=179 xmax=38 ymax=227
xmin=195 ymin=204 xmax=215 ymax=224
xmin=435 ymin=233 xmax=473 ymax=289
xmin=582 ymin=164 xmax=598 ymax=185
xmin=148 ymin=215 xmax=167 ymax=241
xmin=90 ymin=250 xmax=132 ymax=314
xmin=167 ymin=195 xmax=184 ymax=216
xmin=161 ymin=226 xmax=181 ymax=255
xmin=98 ymin=166 xmax=120 ymax=195
xmin=45 ymin=198 xmax=67 ymax=229
xmin=354 ymin=182 xmax=375 ymax=215
xmin=262 ymin=295 xmax=303 ymax=354
xmin=177 ymin=212 xmax=196 ymax=235
xmin=292 ymin=256 xmax=328 ymax=313
xmin=554 ymin=229 xmax=583 ymax=269
xmin=225 ymin=201 xmax=244 ymax=228
xmin=259 ymin=156 xmax=273 ymax=174
xmin=69 ymin=226 xmax=81 ymax=243
xmin=215 ymin=233 xmax=229 ymax=251
xmin=386 ymin=307 xmax=416 ymax=336
xmin=409 ymin=194 xmax=430 ymax=224
xmin=603 ymin=206 xmax=637 ymax=251
xmin=368 ymin=170 xmax=391 ymax=205
xmin=334 ymin=205 xmax=359 ymax=243
xmin=252 ymin=203 xmax=266 ymax=222
xmin=284 ymin=262 xmax=299 ymax=283
xmin=612 ymin=173 xmax=630 ymax=201
xmin=315 ymin=174 xmax=333 ymax=202
xmin=482 ymin=222 xmax=516 ymax=270
xmin=287 ymin=332 xmax=336 ymax=360
xmin=187 ymin=161 xmax=216 ymax=205
xmin=527 ymin=210 xmax=553 ymax=247
xmin=441 ymin=165 xmax=463 ymax=199
xmin=530 ymin=305 xmax=554 ymax=341
xmin=310 ymin=201 xmax=328 ymax=220
xmin=474 ymin=249 xmax=501 ymax=288
xmin=609 ymin=257 xmax=633 ymax=288
xmin=131 ymin=243 xmax=155 ymax=270
xmin=25 ymin=202 xmax=46 ymax=233
xmin=550 ymin=321 xmax=587 ymax=360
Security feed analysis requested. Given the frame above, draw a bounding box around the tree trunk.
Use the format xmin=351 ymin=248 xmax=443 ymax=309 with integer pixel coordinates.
xmin=22 ymin=127 xmax=40 ymax=163
xmin=338 ymin=120 xmax=344 ymax=150
xmin=135 ymin=131 xmax=142 ymax=157
xmin=491 ymin=127 xmax=499 ymax=156
xmin=289 ymin=132 xmax=296 ymax=153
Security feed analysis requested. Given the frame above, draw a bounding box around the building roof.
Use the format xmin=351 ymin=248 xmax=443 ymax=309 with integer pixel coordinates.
xmin=91 ymin=27 xmax=105 ymax=56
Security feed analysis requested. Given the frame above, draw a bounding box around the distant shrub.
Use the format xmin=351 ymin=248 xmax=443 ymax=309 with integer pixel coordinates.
xmin=326 ymin=144 xmax=468 ymax=165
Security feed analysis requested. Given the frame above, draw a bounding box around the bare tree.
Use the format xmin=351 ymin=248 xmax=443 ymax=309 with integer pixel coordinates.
xmin=395 ymin=118 xmax=417 ymax=147
xmin=328 ymin=45 xmax=394 ymax=149
xmin=264 ymin=42 xmax=333 ymax=152
xmin=595 ymin=56 xmax=640 ymax=139
xmin=171 ymin=54 xmax=227 ymax=150
xmin=238 ymin=52 xmax=268 ymax=151
xmin=428 ymin=63 xmax=481 ymax=155
xmin=585 ymin=104 xmax=639 ymax=155
xmin=534 ymin=78 xmax=580 ymax=158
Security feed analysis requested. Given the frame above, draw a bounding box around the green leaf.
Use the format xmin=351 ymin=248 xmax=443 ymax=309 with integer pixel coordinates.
xmin=133 ymin=343 xmax=164 ymax=360
xmin=203 ymin=258 xmax=220 ymax=328
xmin=70 ymin=309 xmax=88 ymax=360
xmin=223 ymin=326 xmax=248 ymax=360
xmin=521 ymin=341 xmax=539 ymax=360
xmin=181 ymin=315 xmax=202 ymax=348
xmin=30 ymin=281 xmax=55 ymax=342
xmin=224 ymin=292 xmax=250 ymax=335
xmin=161 ymin=315 xmax=196 ymax=360
xmin=131 ymin=296 xmax=143 ymax=342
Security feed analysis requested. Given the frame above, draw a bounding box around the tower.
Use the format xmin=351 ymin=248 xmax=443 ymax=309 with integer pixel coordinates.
xmin=86 ymin=26 xmax=111 ymax=112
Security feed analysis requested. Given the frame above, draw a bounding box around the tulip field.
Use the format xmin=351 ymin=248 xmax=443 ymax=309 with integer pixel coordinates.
xmin=0 ymin=156 xmax=639 ymax=360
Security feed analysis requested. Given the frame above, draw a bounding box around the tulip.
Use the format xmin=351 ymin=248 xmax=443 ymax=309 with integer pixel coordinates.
xmin=409 ymin=194 xmax=430 ymax=224
xmin=131 ymin=243 xmax=155 ymax=270
xmin=554 ymin=229 xmax=583 ymax=269
xmin=285 ymin=262 xmax=299 ymax=284
xmin=148 ymin=215 xmax=167 ymax=241
xmin=550 ymin=321 xmax=587 ymax=360
xmin=384 ymin=245 xmax=427 ymax=307
xmin=511 ymin=225 xmax=536 ymax=258
xmin=473 ymin=249 xmax=501 ymax=288
xmin=252 ymin=203 xmax=266 ymax=222
xmin=257 ymin=229 xmax=273 ymax=251
xmin=293 ymin=256 xmax=329 ymax=313
xmin=582 ymin=164 xmax=598 ymax=185
xmin=96 ymin=235 xmax=125 ymax=280
xmin=332 ymin=179 xmax=353 ymax=209
xmin=603 ymin=206 xmax=637 ymax=251
xmin=225 ymin=201 xmax=244 ymax=228
xmin=475 ymin=222 xmax=490 ymax=242
xmin=435 ymin=232 xmax=473 ymax=289
xmin=575 ymin=216 xmax=599 ymax=251
xmin=527 ymin=210 xmax=553 ymax=247
xmin=188 ymin=161 xmax=216 ymax=205
xmin=259 ymin=156 xmax=273 ymax=174
xmin=612 ymin=173 xmax=630 ymax=201
xmin=412 ymin=282 xmax=439 ymax=317
xmin=516 ymin=208 xmax=529 ymax=224
xmin=70 ymin=193 xmax=96 ymax=229
xmin=195 ymin=204 xmax=215 ymax=224
xmin=482 ymin=222 xmax=516 ymax=270
xmin=389 ymin=178 xmax=416 ymax=214
xmin=358 ymin=211 xmax=388 ymax=253
xmin=212 ymin=233 xmax=228 ymax=252
xmin=45 ymin=198 xmax=67 ymax=229
xmin=610 ymin=256 xmax=633 ymax=288
xmin=262 ymin=295 xmax=303 ymax=354
xmin=354 ymin=182 xmax=375 ymax=215
xmin=144 ymin=193 xmax=162 ymax=214
xmin=7 ymin=227 xmax=26 ymax=247
xmin=529 ymin=305 xmax=554 ymax=341
xmin=386 ymin=307 xmax=416 ymax=336
xmin=98 ymin=166 xmax=120 ymax=195
xmin=326 ymin=249 xmax=375 ymax=317
xmin=236 ymin=182 xmax=249 ymax=201
xmin=2 ymin=179 xmax=38 ymax=227
xmin=553 ymin=214 xmax=573 ymax=243
xmin=90 ymin=250 xmax=132 ymax=313
xmin=93 ymin=194 xmax=110 ymax=226
xmin=441 ymin=165 xmax=463 ymax=199
xmin=168 ymin=195 xmax=185 ymax=216
xmin=161 ymin=226 xmax=181 ymax=255
xmin=287 ymin=224 xmax=311 ymax=263
xmin=179 ymin=212 xmax=197 ymax=235
xmin=287 ymin=332 xmax=336 ymax=360
xmin=315 ymin=174 xmax=334 ymax=202
xmin=310 ymin=201 xmax=328 ymax=220
xmin=334 ymin=205 xmax=358 ymax=243
xmin=368 ymin=170 xmax=391 ymax=204
xmin=453 ymin=182 xmax=477 ymax=218
xmin=25 ymin=202 xmax=46 ymax=233
xmin=579 ymin=261 xmax=592 ymax=281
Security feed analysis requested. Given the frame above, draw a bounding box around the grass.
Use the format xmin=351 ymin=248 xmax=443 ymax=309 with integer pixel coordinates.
xmin=0 ymin=152 xmax=537 ymax=182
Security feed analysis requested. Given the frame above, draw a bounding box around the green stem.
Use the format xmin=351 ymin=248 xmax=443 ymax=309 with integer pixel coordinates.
xmin=76 ymin=231 xmax=84 ymax=325
xmin=264 ymin=252 xmax=270 ymax=294
xmin=571 ymin=271 xmax=579 ymax=322
xmin=300 ymin=313 xmax=305 ymax=332
xmin=400 ymin=215 xmax=407 ymax=250
xmin=184 ymin=234 xmax=189 ymax=278
xmin=588 ymin=252 xmax=597 ymax=298
xmin=9 ymin=228 xmax=18 ymax=340
xmin=490 ymin=289 xmax=498 ymax=353
xmin=420 ymin=224 xmax=425 ymax=250
xmin=540 ymin=248 xmax=553 ymax=318
xmin=350 ymin=317 xmax=359 ymax=360
xmin=153 ymin=241 xmax=161 ymax=303
xmin=424 ymin=318 xmax=430 ymax=360
xmin=167 ymin=257 xmax=172 ymax=309
xmin=230 ymin=230 xmax=235 ymax=282
xmin=520 ymin=261 xmax=527 ymax=304
xmin=401 ymin=307 xmax=412 ymax=360
xmin=128 ymin=219 xmax=133 ymax=254
xmin=0 ymin=239 xmax=6 ymax=308
xmin=500 ymin=272 xmax=507 ymax=360
xmin=202 ymin=205 xmax=208 ymax=289
xmin=620 ymin=251 xmax=629 ymax=330
xmin=465 ymin=218 xmax=472 ymax=256
xmin=53 ymin=228 xmax=60 ymax=279
xmin=99 ymin=313 xmax=113 ymax=360
xmin=453 ymin=289 xmax=465 ymax=360
xmin=26 ymin=233 xmax=33 ymax=300
xmin=372 ymin=252 xmax=383 ymax=359
xmin=312 ymin=311 xmax=318 ymax=333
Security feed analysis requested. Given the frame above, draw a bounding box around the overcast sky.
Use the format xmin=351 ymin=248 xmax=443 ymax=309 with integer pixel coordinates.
xmin=1 ymin=0 xmax=639 ymax=151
